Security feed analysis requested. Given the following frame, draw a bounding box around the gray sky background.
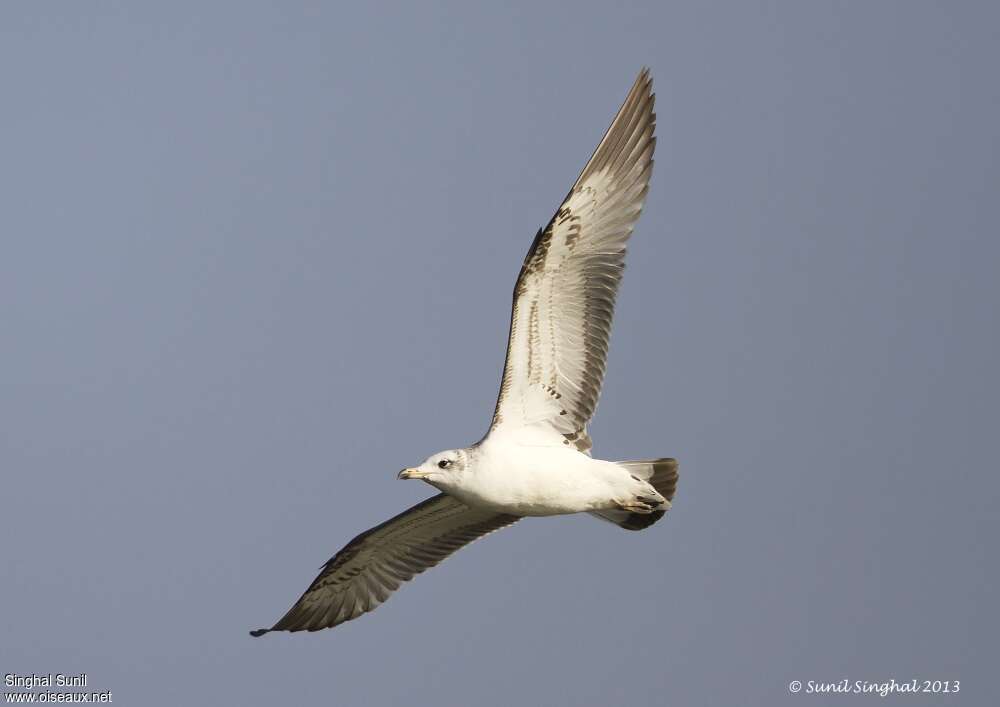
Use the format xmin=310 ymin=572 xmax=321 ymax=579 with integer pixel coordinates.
xmin=2 ymin=3 xmax=998 ymax=705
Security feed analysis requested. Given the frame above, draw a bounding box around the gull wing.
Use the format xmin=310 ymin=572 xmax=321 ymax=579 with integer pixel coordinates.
xmin=251 ymin=494 xmax=519 ymax=635
xmin=488 ymin=69 xmax=656 ymax=453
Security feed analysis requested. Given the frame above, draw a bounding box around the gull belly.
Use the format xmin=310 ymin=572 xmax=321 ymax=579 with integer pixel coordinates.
xmin=440 ymin=439 xmax=637 ymax=516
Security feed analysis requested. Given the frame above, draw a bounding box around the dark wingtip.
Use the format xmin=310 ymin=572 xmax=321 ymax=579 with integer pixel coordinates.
xmin=249 ymin=628 xmax=272 ymax=638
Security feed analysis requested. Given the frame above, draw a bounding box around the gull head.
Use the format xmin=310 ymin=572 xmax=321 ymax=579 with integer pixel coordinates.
xmin=398 ymin=449 xmax=468 ymax=488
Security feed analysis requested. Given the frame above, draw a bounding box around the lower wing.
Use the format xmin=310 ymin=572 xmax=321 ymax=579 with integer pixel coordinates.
xmin=251 ymin=493 xmax=519 ymax=635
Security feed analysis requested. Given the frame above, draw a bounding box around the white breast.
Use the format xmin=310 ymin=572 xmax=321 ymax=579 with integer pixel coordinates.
xmin=449 ymin=439 xmax=629 ymax=516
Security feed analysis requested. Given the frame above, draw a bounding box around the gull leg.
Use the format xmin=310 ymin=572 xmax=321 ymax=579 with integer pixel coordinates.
xmin=614 ymin=494 xmax=666 ymax=514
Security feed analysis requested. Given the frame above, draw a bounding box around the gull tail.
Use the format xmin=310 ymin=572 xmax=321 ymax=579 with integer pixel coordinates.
xmin=590 ymin=458 xmax=679 ymax=531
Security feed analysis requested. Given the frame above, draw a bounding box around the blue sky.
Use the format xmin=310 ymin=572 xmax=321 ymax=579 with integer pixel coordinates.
xmin=2 ymin=3 xmax=998 ymax=705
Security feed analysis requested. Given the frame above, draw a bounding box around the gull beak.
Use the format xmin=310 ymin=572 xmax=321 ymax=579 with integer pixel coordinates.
xmin=398 ymin=468 xmax=428 ymax=480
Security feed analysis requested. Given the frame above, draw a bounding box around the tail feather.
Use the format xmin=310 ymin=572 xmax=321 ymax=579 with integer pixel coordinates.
xmin=590 ymin=458 xmax=679 ymax=531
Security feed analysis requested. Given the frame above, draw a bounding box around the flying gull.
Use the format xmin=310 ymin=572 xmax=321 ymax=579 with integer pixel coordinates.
xmin=251 ymin=68 xmax=677 ymax=636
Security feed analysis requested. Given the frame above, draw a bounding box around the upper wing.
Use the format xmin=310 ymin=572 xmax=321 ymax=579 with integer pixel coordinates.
xmin=488 ymin=69 xmax=656 ymax=452
xmin=250 ymin=494 xmax=519 ymax=635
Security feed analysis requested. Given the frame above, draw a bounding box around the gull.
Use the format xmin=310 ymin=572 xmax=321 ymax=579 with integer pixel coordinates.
xmin=251 ymin=68 xmax=678 ymax=636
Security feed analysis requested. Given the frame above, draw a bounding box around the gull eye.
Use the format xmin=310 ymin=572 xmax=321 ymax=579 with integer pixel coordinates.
xmin=437 ymin=459 xmax=452 ymax=469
